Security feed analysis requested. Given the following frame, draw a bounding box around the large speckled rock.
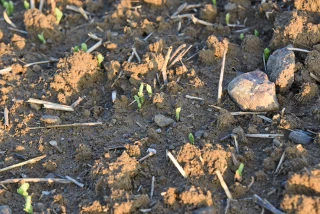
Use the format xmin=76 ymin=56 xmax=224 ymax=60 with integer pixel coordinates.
xmin=154 ymin=114 xmax=175 ymax=127
xmin=228 ymin=70 xmax=280 ymax=111
xmin=266 ymin=46 xmax=295 ymax=92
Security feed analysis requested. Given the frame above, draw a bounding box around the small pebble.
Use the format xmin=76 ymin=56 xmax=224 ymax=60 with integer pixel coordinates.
xmin=32 ymin=64 xmax=41 ymax=72
xmin=289 ymin=130 xmax=313 ymax=144
xmin=40 ymin=115 xmax=61 ymax=124
xmin=195 ymin=130 xmax=205 ymax=140
xmin=156 ymin=128 xmax=162 ymax=133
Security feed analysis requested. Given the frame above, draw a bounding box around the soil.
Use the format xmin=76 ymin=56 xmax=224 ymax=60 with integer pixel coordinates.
xmin=0 ymin=0 xmax=319 ymax=214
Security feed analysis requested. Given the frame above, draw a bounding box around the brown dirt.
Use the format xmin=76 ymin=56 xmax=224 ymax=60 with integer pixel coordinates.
xmin=0 ymin=0 xmax=319 ymax=213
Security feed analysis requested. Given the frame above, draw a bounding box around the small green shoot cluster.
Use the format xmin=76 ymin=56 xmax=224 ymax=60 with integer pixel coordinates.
xmin=188 ymin=133 xmax=195 ymax=145
xmin=23 ymin=0 xmax=29 ymax=10
xmin=73 ymin=43 xmax=88 ymax=52
xmin=254 ymin=29 xmax=259 ymax=37
xmin=212 ymin=0 xmax=216 ymax=7
xmin=134 ymin=83 xmax=152 ymax=109
xmin=17 ymin=183 xmax=33 ymax=214
xmin=97 ymin=53 xmax=104 ymax=67
xmin=240 ymin=33 xmax=245 ymax=40
xmin=264 ymin=48 xmax=271 ymax=61
xmin=2 ymin=0 xmax=14 ymax=16
xmin=226 ymin=13 xmax=230 ymax=25
xmin=175 ymin=107 xmax=181 ymax=122
xmin=37 ymin=32 xmax=46 ymax=44
xmin=234 ymin=163 xmax=244 ymax=182
xmin=54 ymin=8 xmax=63 ymax=24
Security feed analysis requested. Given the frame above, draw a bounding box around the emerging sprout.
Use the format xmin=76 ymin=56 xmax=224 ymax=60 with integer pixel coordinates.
xmin=264 ymin=48 xmax=271 ymax=61
xmin=17 ymin=183 xmax=33 ymax=214
xmin=54 ymin=7 xmax=63 ymax=24
xmin=37 ymin=32 xmax=46 ymax=44
xmin=138 ymin=82 xmax=145 ymax=104
xmin=254 ymin=29 xmax=259 ymax=37
xmin=8 ymin=0 xmax=13 ymax=15
xmin=97 ymin=53 xmax=104 ymax=67
xmin=73 ymin=46 xmax=79 ymax=52
xmin=212 ymin=0 xmax=216 ymax=7
xmin=146 ymin=84 xmax=152 ymax=97
xmin=188 ymin=133 xmax=195 ymax=145
xmin=81 ymin=43 xmax=88 ymax=52
xmin=240 ymin=33 xmax=244 ymax=40
xmin=175 ymin=107 xmax=181 ymax=122
xmin=226 ymin=13 xmax=230 ymax=25
xmin=134 ymin=95 xmax=141 ymax=109
xmin=23 ymin=0 xmax=29 ymax=10
xmin=234 ymin=163 xmax=244 ymax=182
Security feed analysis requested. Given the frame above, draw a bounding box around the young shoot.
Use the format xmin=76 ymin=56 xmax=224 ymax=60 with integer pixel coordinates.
xmin=175 ymin=107 xmax=181 ymax=122
xmin=146 ymin=84 xmax=152 ymax=97
xmin=264 ymin=48 xmax=271 ymax=61
xmin=81 ymin=43 xmax=88 ymax=52
xmin=254 ymin=29 xmax=259 ymax=37
xmin=97 ymin=53 xmax=104 ymax=67
xmin=1 ymin=0 xmax=4 ymax=5
xmin=188 ymin=133 xmax=195 ymax=145
xmin=73 ymin=46 xmax=79 ymax=52
xmin=212 ymin=0 xmax=216 ymax=7
xmin=8 ymin=0 xmax=13 ymax=15
xmin=138 ymin=82 xmax=145 ymax=104
xmin=54 ymin=7 xmax=63 ymax=24
xmin=234 ymin=163 xmax=244 ymax=182
xmin=17 ymin=183 xmax=33 ymax=214
xmin=37 ymin=32 xmax=46 ymax=44
xmin=240 ymin=33 xmax=244 ymax=40
xmin=226 ymin=13 xmax=230 ymax=25
xmin=23 ymin=0 xmax=29 ymax=10
xmin=134 ymin=95 xmax=141 ymax=109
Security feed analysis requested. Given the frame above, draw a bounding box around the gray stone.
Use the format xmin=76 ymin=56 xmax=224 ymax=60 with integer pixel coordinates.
xmin=228 ymin=70 xmax=279 ymax=111
xmin=266 ymin=46 xmax=295 ymax=92
xmin=0 ymin=205 xmax=12 ymax=214
xmin=289 ymin=130 xmax=313 ymax=144
xmin=195 ymin=130 xmax=205 ymax=140
xmin=193 ymin=206 xmax=215 ymax=214
xmin=154 ymin=114 xmax=175 ymax=127
xmin=224 ymin=3 xmax=237 ymax=12
xmin=40 ymin=115 xmax=61 ymax=124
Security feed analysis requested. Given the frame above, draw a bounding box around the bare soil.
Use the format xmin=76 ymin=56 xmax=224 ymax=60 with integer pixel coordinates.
xmin=0 ymin=0 xmax=319 ymax=213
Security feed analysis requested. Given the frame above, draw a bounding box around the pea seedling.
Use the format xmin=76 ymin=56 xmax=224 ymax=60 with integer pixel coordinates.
xmin=254 ymin=29 xmax=259 ymax=37
xmin=234 ymin=163 xmax=244 ymax=182
xmin=37 ymin=32 xmax=46 ymax=44
xmin=146 ymin=84 xmax=152 ymax=97
xmin=138 ymin=82 xmax=145 ymax=104
xmin=134 ymin=95 xmax=142 ymax=109
xmin=3 ymin=1 xmax=13 ymax=16
xmin=212 ymin=0 xmax=216 ymax=7
xmin=264 ymin=48 xmax=271 ymax=61
xmin=17 ymin=183 xmax=33 ymax=214
xmin=97 ymin=53 xmax=104 ymax=67
xmin=23 ymin=0 xmax=29 ymax=9
xmin=176 ymin=107 xmax=181 ymax=122
xmin=81 ymin=43 xmax=88 ymax=52
xmin=72 ymin=46 xmax=79 ymax=52
xmin=240 ymin=33 xmax=244 ymax=40
xmin=188 ymin=133 xmax=195 ymax=145
xmin=54 ymin=8 xmax=63 ymax=24
xmin=226 ymin=13 xmax=230 ymax=25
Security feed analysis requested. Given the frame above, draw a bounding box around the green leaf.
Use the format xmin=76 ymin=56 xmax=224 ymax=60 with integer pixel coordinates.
xmin=23 ymin=0 xmax=29 ymax=10
xmin=138 ymin=83 xmax=144 ymax=98
xmin=188 ymin=133 xmax=195 ymax=144
xmin=17 ymin=183 xmax=29 ymax=197
xmin=81 ymin=43 xmax=87 ymax=52
xmin=8 ymin=1 xmax=13 ymax=15
xmin=37 ymin=32 xmax=46 ymax=44
xmin=240 ymin=33 xmax=244 ymax=40
xmin=264 ymin=48 xmax=271 ymax=61
xmin=73 ymin=46 xmax=79 ymax=52
xmin=236 ymin=163 xmax=244 ymax=177
xmin=54 ymin=8 xmax=63 ymax=24
xmin=254 ymin=29 xmax=259 ymax=37
xmin=97 ymin=53 xmax=104 ymax=66
xmin=212 ymin=0 xmax=216 ymax=7
xmin=24 ymin=195 xmax=33 ymax=214
xmin=175 ymin=107 xmax=181 ymax=122
xmin=226 ymin=13 xmax=230 ymax=25
xmin=146 ymin=84 xmax=152 ymax=97
xmin=134 ymin=95 xmax=141 ymax=109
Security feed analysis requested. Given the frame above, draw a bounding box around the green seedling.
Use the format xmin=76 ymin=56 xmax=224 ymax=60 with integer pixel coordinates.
xmin=226 ymin=13 xmax=230 ymax=25
xmin=97 ymin=53 xmax=104 ymax=67
xmin=254 ymin=29 xmax=259 ymax=37
xmin=73 ymin=45 xmax=79 ymax=52
xmin=54 ymin=7 xmax=63 ymax=24
xmin=146 ymin=84 xmax=152 ymax=97
xmin=234 ymin=163 xmax=244 ymax=182
xmin=37 ymin=32 xmax=46 ymax=44
xmin=1 ymin=0 xmax=4 ymax=5
xmin=81 ymin=43 xmax=88 ymax=52
xmin=17 ymin=183 xmax=33 ymax=214
xmin=8 ymin=1 xmax=13 ymax=15
xmin=188 ymin=133 xmax=195 ymax=145
xmin=264 ymin=48 xmax=271 ymax=61
xmin=175 ymin=107 xmax=181 ymax=122
xmin=138 ymin=82 xmax=145 ymax=104
xmin=212 ymin=0 xmax=216 ymax=7
xmin=134 ymin=95 xmax=141 ymax=109
xmin=23 ymin=0 xmax=29 ymax=10
xmin=240 ymin=33 xmax=244 ymax=40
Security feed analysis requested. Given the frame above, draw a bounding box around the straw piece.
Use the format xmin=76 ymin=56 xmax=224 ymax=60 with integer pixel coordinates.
xmin=86 ymin=40 xmax=102 ymax=53
xmin=30 ymin=0 xmax=35 ymax=9
xmin=0 ymin=155 xmax=46 ymax=173
xmin=254 ymin=194 xmax=285 ymax=214
xmin=0 ymin=178 xmax=70 ymax=184
xmin=78 ymin=7 xmax=89 ymax=20
xmin=0 ymin=67 xmax=12 ymax=75
xmin=274 ymin=151 xmax=285 ymax=175
xmin=65 ymin=176 xmax=84 ymax=188
xmin=185 ymin=95 xmax=204 ymax=101
xmin=161 ymin=46 xmax=173 ymax=85
xmin=167 ymin=151 xmax=187 ymax=178
xmin=150 ymin=176 xmax=155 ymax=199
xmin=39 ymin=0 xmax=45 ymax=12
xmin=8 ymin=27 xmax=28 ymax=34
xmin=28 ymin=122 xmax=103 ymax=130
xmin=231 ymin=112 xmax=266 ymax=116
xmin=310 ymin=72 xmax=320 ymax=83
xmin=24 ymin=58 xmax=59 ymax=68
xmin=3 ymin=11 xmax=17 ymax=28
xmin=27 ymin=98 xmax=74 ymax=111
xmin=4 ymin=107 xmax=9 ymax=128
xmin=286 ymin=47 xmax=310 ymax=53
xmin=245 ymin=134 xmax=284 ymax=138
xmin=217 ymin=49 xmax=227 ymax=103
xmin=215 ymin=170 xmax=233 ymax=199
xmin=171 ymin=2 xmax=188 ymax=18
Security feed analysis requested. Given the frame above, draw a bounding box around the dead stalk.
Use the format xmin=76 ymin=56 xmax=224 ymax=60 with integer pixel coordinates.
xmin=232 ymin=134 xmax=239 ymax=154
xmin=3 ymin=11 xmax=17 ymax=28
xmin=0 ymin=155 xmax=46 ymax=173
xmin=231 ymin=153 xmax=239 ymax=166
xmin=0 ymin=178 xmax=70 ymax=184
xmin=245 ymin=134 xmax=284 ymax=138
xmin=247 ymin=176 xmax=255 ymax=190
xmin=171 ymin=14 xmax=194 ymax=19
xmin=66 ymin=5 xmax=92 ymax=16
xmin=185 ymin=95 xmax=204 ymax=101
xmin=263 ymin=53 xmax=267 ymax=72
xmin=171 ymin=2 xmax=188 ymax=18
xmin=143 ymin=32 xmax=153 ymax=41
xmin=231 ymin=112 xmax=266 ymax=116
xmin=217 ymin=49 xmax=227 ymax=103
xmin=132 ymin=48 xmax=141 ymax=63
xmin=169 ymin=44 xmax=186 ymax=63
xmin=185 ymin=3 xmax=203 ymax=10
xmin=191 ymin=15 xmax=214 ymax=26
xmin=310 ymin=72 xmax=320 ymax=83
xmin=78 ymin=7 xmax=89 ymax=20
xmin=8 ymin=27 xmax=28 ymax=34
xmin=71 ymin=96 xmax=85 ymax=108
xmin=274 ymin=151 xmax=285 ymax=175
xmin=257 ymin=115 xmax=272 ymax=123
xmin=167 ymin=151 xmax=187 ymax=178
xmin=215 ymin=170 xmax=233 ymax=199
xmin=30 ymin=0 xmax=35 ymax=9
xmin=27 ymin=98 xmax=74 ymax=111
xmin=168 ymin=45 xmax=192 ymax=68
xmin=253 ymin=194 xmax=285 ymax=214
xmin=138 ymin=149 xmax=156 ymax=162
xmin=160 ymin=46 xmax=173 ymax=85
xmin=24 ymin=58 xmax=59 ymax=67
xmin=4 ymin=107 xmax=9 ymax=129
xmin=286 ymin=47 xmax=310 ymax=53
xmin=86 ymin=40 xmax=102 ymax=53
xmin=65 ymin=176 xmax=84 ymax=188
xmin=39 ymin=0 xmax=45 ymax=12
xmin=128 ymin=50 xmax=135 ymax=62
xmin=28 ymin=122 xmax=103 ymax=130
xmin=150 ymin=176 xmax=155 ymax=199
xmin=227 ymin=24 xmax=245 ymax=28
xmin=88 ymin=32 xmax=102 ymax=41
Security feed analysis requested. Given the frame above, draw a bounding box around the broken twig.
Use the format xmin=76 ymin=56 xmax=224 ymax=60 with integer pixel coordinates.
xmin=0 ymin=155 xmax=46 ymax=173
xmin=185 ymin=95 xmax=204 ymax=101
xmin=150 ymin=176 xmax=155 ymax=199
xmin=0 ymin=178 xmax=70 ymax=184
xmin=27 ymin=98 xmax=74 ymax=111
xmin=245 ymin=134 xmax=284 ymax=138
xmin=160 ymin=46 xmax=173 ymax=85
xmin=215 ymin=170 xmax=233 ymax=199
xmin=65 ymin=176 xmax=84 ymax=188
xmin=4 ymin=107 xmax=9 ymax=129
xmin=28 ymin=122 xmax=103 ymax=130
xmin=217 ymin=49 xmax=227 ymax=103
xmin=167 ymin=151 xmax=187 ymax=178
xmin=3 ymin=11 xmax=17 ymax=28
xmin=274 ymin=151 xmax=285 ymax=175
xmin=254 ymin=194 xmax=285 ymax=214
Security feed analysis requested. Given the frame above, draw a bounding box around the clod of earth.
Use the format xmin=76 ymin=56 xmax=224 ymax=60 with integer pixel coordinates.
xmin=228 ymin=70 xmax=280 ymax=111
xmin=266 ymin=46 xmax=295 ymax=92
xmin=154 ymin=114 xmax=175 ymax=127
xmin=40 ymin=115 xmax=61 ymax=125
